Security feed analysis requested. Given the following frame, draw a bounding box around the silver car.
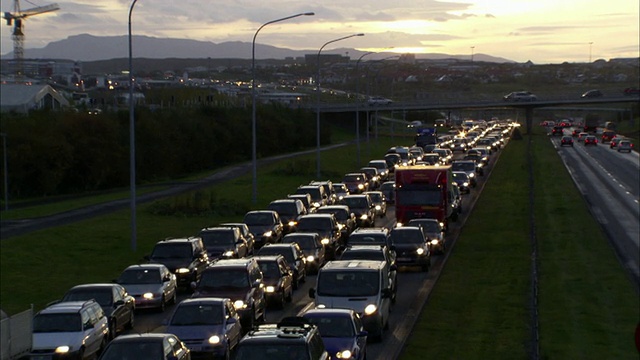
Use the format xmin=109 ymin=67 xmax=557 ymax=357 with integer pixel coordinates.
xmin=115 ymin=264 xmax=178 ymax=312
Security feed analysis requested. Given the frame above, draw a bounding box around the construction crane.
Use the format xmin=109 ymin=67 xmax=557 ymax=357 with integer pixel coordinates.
xmin=3 ymin=0 xmax=59 ymax=79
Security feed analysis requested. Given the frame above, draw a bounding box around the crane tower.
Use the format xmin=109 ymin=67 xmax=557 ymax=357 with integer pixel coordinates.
xmin=3 ymin=0 xmax=59 ymax=79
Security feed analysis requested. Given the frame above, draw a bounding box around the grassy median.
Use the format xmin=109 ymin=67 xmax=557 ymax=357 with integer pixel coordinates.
xmin=400 ymin=127 xmax=638 ymax=358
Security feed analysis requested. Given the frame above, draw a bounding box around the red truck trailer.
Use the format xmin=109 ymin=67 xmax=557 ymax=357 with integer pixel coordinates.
xmin=395 ymin=165 xmax=457 ymax=229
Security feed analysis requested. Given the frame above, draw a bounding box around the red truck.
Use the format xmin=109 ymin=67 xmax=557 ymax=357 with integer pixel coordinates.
xmin=395 ymin=165 xmax=457 ymax=229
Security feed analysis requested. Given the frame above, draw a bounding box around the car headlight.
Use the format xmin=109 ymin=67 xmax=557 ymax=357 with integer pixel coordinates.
xmin=233 ymin=300 xmax=246 ymax=309
xmin=360 ymin=214 xmax=368 ymax=220
xmin=375 ymin=205 xmax=381 ymax=210
xmin=357 ymin=184 xmax=364 ymax=190
xmin=55 ymin=346 xmax=70 ymax=354
xmin=396 ymin=222 xmax=403 ymax=227
xmin=336 ymin=350 xmax=353 ymax=359
xmin=265 ymin=286 xmax=276 ymax=293
xmin=364 ymin=304 xmax=377 ymax=315
xmin=313 ymin=202 xmax=321 ymax=207
xmin=288 ymin=221 xmax=296 ymax=227
xmin=223 ymin=250 xmax=235 ymax=257
xmin=431 ymin=240 xmax=439 ymax=245
xmin=468 ymin=173 xmax=475 ymax=178
xmin=143 ymin=292 xmax=155 ymax=299
xmin=263 ymin=231 xmax=273 ymax=237
xmin=307 ymin=255 xmax=315 ymax=262
xmin=208 ymin=335 xmax=221 ymax=345
xmin=477 ymin=163 xmax=484 ymax=168
xmin=416 ymin=248 xmax=425 ymax=255
xmin=321 ymin=238 xmax=330 ymax=245
xmin=337 ymin=224 xmax=344 ymax=230
xmin=463 ymin=182 xmax=469 ymax=187
xmin=176 ymin=268 xmax=190 ymax=274
xmin=317 ymin=304 xmax=326 ymax=309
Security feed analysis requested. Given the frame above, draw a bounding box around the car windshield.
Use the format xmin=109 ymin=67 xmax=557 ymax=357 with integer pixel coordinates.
xmin=333 ymin=185 xmax=347 ymax=193
xmin=390 ymin=229 xmax=425 ymax=244
xmin=342 ymin=197 xmax=368 ymax=209
xmin=341 ymin=250 xmax=385 ymax=262
xmin=258 ymin=247 xmax=295 ymax=263
xmin=297 ymin=218 xmax=331 ymax=232
xmin=198 ymin=269 xmax=249 ymax=289
xmin=200 ymin=231 xmax=236 ymax=247
xmin=244 ymin=213 xmax=275 ymax=226
xmin=118 ymin=269 xmax=161 ymax=285
xmin=33 ymin=313 xmax=82 ymax=332
xmin=170 ymin=303 xmax=223 ymax=326
xmin=317 ymin=270 xmax=380 ymax=297
xmin=342 ymin=174 xmax=364 ymax=183
xmin=235 ymin=344 xmax=310 ymax=360
xmin=407 ymin=220 xmax=440 ymax=233
xmin=367 ymin=193 xmax=383 ymax=202
xmin=283 ymin=236 xmax=317 ymax=250
xmin=268 ymin=202 xmax=296 ymax=216
xmin=150 ymin=243 xmax=192 ymax=260
xmin=452 ymin=172 xmax=469 ymax=181
xmin=316 ymin=208 xmax=348 ymax=221
xmin=348 ymin=234 xmax=386 ymax=246
xmin=295 ymin=187 xmax=321 ymax=201
xmin=62 ymin=289 xmax=112 ymax=307
xmin=258 ymin=261 xmax=282 ymax=278
xmin=304 ymin=316 xmax=355 ymax=337
xmin=452 ymin=162 xmax=475 ymax=172
xmin=98 ymin=342 xmax=164 ymax=360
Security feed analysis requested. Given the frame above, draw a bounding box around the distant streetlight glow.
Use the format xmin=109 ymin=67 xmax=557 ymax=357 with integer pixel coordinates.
xmin=316 ymin=33 xmax=364 ymax=177
xmin=251 ymin=12 xmax=314 ymax=204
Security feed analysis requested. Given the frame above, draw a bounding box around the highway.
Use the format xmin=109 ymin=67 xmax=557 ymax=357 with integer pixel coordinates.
xmin=550 ymin=129 xmax=640 ymax=289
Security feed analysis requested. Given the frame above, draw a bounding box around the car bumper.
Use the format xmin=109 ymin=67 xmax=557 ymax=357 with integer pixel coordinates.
xmin=187 ymin=343 xmax=230 ymax=359
xmin=395 ymin=254 xmax=431 ymax=266
xmin=131 ymin=295 xmax=164 ymax=309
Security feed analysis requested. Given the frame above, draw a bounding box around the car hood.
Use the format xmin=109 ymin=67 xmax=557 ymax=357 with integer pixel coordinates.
xmin=165 ymin=324 xmax=225 ymax=340
xmin=392 ymin=243 xmax=424 ymax=252
xmin=32 ymin=332 xmax=84 ymax=349
xmin=247 ymin=224 xmax=273 ymax=235
xmin=322 ymin=337 xmax=359 ymax=355
xmin=206 ymin=245 xmax=234 ymax=257
xmin=193 ymin=287 xmax=249 ymax=301
xmin=119 ymin=283 xmax=164 ymax=296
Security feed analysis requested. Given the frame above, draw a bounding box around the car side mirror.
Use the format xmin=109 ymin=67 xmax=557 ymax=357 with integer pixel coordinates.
xmin=227 ymin=316 xmax=237 ymax=324
xmin=113 ymin=299 xmax=125 ymax=307
xmin=253 ymin=279 xmax=262 ymax=288
xmin=358 ymin=330 xmax=368 ymax=337
xmin=308 ymin=288 xmax=316 ymax=298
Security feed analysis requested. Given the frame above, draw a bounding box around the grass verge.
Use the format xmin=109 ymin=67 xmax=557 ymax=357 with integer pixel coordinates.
xmin=400 ymin=127 xmax=638 ymax=358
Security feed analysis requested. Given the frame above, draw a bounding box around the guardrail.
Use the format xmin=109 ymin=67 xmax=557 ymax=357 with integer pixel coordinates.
xmin=1 ymin=306 xmax=32 ymax=360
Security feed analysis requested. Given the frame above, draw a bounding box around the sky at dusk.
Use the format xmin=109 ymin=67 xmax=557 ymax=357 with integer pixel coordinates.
xmin=1 ymin=0 xmax=638 ymax=63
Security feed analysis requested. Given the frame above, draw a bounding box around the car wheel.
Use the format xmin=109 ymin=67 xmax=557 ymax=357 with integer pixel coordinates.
xmin=108 ymin=318 xmax=117 ymax=340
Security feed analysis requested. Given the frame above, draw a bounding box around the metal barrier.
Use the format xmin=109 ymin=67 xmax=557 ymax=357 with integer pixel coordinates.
xmin=0 ymin=306 xmax=32 ymax=360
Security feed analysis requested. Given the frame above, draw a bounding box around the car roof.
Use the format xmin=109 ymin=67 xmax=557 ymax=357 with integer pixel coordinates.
xmin=302 ymin=308 xmax=357 ymax=317
xmin=321 ymin=259 xmax=386 ymax=271
xmin=124 ymin=263 xmax=166 ymax=271
xmin=39 ymin=300 xmax=96 ymax=314
xmin=209 ymin=258 xmax=256 ymax=268
xmin=177 ymin=297 xmax=229 ymax=306
xmin=109 ymin=333 xmax=172 ymax=342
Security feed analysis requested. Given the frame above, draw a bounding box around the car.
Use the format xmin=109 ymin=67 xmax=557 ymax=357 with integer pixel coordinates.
xmin=551 ymin=126 xmax=564 ymax=136
xmin=287 ymin=193 xmax=315 ymax=214
xmin=295 ymin=213 xmax=342 ymax=259
xmin=419 ymin=153 xmax=440 ymax=165
xmin=267 ymin=198 xmax=308 ymax=234
xmin=560 ymin=136 xmax=574 ymax=147
xmin=452 ymin=171 xmax=472 ymax=194
xmin=405 ymin=218 xmax=447 ymax=254
xmin=60 ymin=283 xmax=135 ymax=340
xmin=165 ymin=297 xmax=242 ymax=359
xmin=191 ymin=258 xmax=266 ymax=331
xmin=379 ymin=181 xmax=396 ymax=203
xmin=581 ymin=89 xmax=603 ymax=98
xmin=145 ymin=237 xmax=210 ymax=290
xmin=31 ymin=300 xmax=109 ymax=360
xmin=617 ymin=140 xmax=634 ymax=153
xmin=503 ymin=91 xmax=537 ymax=101
xmin=359 ymin=167 xmax=381 ymax=190
xmin=315 ymin=204 xmax=357 ymax=241
xmin=115 ymin=263 xmax=178 ymax=312
xmin=308 ymin=260 xmax=393 ymax=342
xmin=309 ymin=180 xmax=337 ymax=205
xmin=432 ymin=148 xmax=453 ymax=164
xmin=451 ymin=183 xmax=463 ymax=217
xmin=257 ymin=243 xmax=307 ymax=290
xmin=388 ymin=226 xmax=431 ymax=272
xmin=367 ymin=159 xmax=390 ymax=181
xmin=474 ymin=138 xmax=495 ymax=153
xmin=577 ymin=132 xmax=589 ymax=142
xmin=233 ymin=318 xmax=329 ymax=360
xmin=367 ymin=96 xmax=393 ymax=106
xmin=97 ymin=333 xmax=190 ymax=360
xmin=449 ymin=138 xmax=469 ymax=153
xmin=219 ymin=222 xmax=256 ymax=254
xmin=339 ymin=245 xmax=398 ymax=304
xmin=282 ymin=232 xmax=326 ymax=274
xmin=198 ymin=226 xmax=250 ymax=260
xmin=364 ymin=191 xmax=387 ymax=218
xmin=451 ymin=160 xmax=479 ymax=186
xmin=300 ymin=308 xmax=368 ymax=360
xmin=609 ymin=135 xmax=626 ymax=148
xmin=341 ymin=172 xmax=369 ymax=194
xmin=383 ymin=153 xmax=402 ymax=172
xmin=470 ymin=147 xmax=491 ymax=165
xmin=340 ymin=194 xmax=376 ymax=227
xmin=601 ymin=130 xmax=616 ymax=143
xmin=331 ymin=183 xmax=350 ymax=202
xmin=584 ymin=135 xmax=598 ymax=146
xmin=294 ymin=184 xmax=329 ymax=210
xmin=571 ymin=128 xmax=582 ymax=137
xmin=346 ymin=227 xmax=391 ymax=249
xmin=623 ymin=87 xmax=640 ymax=96
xmin=253 ymin=255 xmax=294 ymax=309
xmin=243 ymin=210 xmax=284 ymax=249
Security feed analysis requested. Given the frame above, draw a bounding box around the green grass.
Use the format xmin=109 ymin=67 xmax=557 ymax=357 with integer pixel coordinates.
xmin=0 ymin=137 xmax=399 ymax=315
xmin=400 ymin=127 xmax=638 ymax=359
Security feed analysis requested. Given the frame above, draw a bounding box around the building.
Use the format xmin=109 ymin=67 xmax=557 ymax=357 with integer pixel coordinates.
xmin=0 ymin=83 xmax=69 ymax=113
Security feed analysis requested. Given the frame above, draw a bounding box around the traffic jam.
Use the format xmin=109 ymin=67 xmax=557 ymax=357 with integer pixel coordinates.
xmin=29 ymin=119 xmax=518 ymax=360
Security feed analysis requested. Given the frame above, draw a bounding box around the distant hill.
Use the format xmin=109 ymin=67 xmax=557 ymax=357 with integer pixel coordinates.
xmin=1 ymin=33 xmax=514 ymax=63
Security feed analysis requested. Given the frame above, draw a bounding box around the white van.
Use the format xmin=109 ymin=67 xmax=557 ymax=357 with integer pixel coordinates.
xmin=308 ymin=260 xmax=392 ymax=342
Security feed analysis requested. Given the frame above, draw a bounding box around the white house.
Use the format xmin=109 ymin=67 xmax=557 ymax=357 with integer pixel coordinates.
xmin=0 ymin=83 xmax=69 ymax=113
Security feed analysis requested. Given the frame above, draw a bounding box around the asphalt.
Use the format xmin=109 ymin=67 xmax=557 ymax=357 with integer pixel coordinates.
xmin=0 ymin=143 xmax=349 ymax=240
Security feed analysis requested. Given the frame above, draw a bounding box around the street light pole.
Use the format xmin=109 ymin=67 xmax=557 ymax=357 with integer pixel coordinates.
xmin=128 ymin=0 xmax=138 ymax=252
xmin=354 ymin=51 xmax=375 ymax=167
xmin=588 ymin=42 xmax=593 ymax=63
xmin=251 ymin=12 xmax=314 ymax=204
xmin=471 ymin=46 xmax=475 ymax=62
xmin=1 ymin=133 xmax=7 ymax=211
xmin=316 ymin=33 xmax=364 ymax=178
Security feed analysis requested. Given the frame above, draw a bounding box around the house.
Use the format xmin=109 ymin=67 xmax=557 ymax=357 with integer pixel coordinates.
xmin=0 ymin=83 xmax=69 ymax=113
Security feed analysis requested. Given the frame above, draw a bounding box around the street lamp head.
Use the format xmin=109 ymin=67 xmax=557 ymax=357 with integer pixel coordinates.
xmin=355 ymin=33 xmax=365 ymax=37
xmin=303 ymin=12 xmax=315 ymax=16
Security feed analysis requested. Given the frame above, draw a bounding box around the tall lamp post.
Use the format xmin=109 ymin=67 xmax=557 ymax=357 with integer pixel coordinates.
xmin=251 ymin=12 xmax=314 ymax=204
xmin=354 ymin=51 xmax=375 ymax=167
xmin=1 ymin=132 xmax=7 ymax=211
xmin=316 ymin=33 xmax=364 ymax=178
xmin=128 ymin=0 xmax=138 ymax=252
xmin=588 ymin=42 xmax=593 ymax=63
xmin=471 ymin=46 xmax=475 ymax=62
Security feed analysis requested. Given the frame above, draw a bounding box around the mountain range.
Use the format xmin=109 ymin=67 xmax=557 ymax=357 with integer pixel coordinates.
xmin=1 ymin=34 xmax=514 ymax=63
